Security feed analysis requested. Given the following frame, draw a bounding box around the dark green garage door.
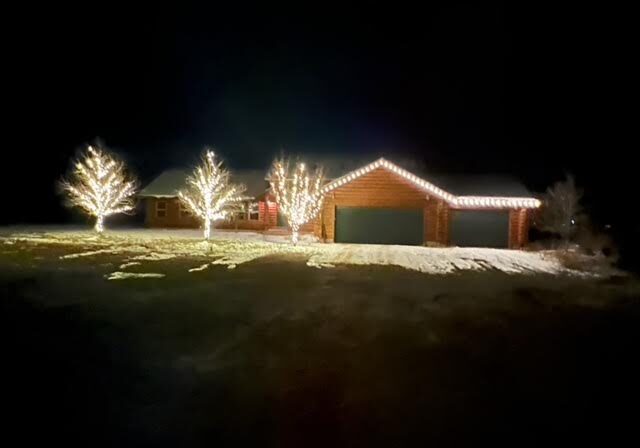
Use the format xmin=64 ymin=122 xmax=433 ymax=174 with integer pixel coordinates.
xmin=451 ymin=210 xmax=509 ymax=248
xmin=335 ymin=207 xmax=424 ymax=245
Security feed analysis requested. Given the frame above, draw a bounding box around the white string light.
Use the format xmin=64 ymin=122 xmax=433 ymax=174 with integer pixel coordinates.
xmin=61 ymin=145 xmax=138 ymax=233
xmin=178 ymin=150 xmax=246 ymax=240
xmin=322 ymin=158 xmax=541 ymax=209
xmin=270 ymin=159 xmax=324 ymax=245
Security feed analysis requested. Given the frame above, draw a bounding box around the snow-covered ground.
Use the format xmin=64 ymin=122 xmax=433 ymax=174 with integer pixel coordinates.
xmin=0 ymin=225 xmax=318 ymax=244
xmin=0 ymin=226 xmax=582 ymax=277
xmin=307 ymin=244 xmax=576 ymax=275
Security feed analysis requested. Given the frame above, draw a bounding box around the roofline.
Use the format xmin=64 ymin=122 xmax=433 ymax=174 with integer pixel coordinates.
xmin=137 ymin=193 xmax=179 ymax=198
xmin=321 ymin=158 xmax=541 ymax=209
xmin=137 ymin=193 xmax=259 ymax=200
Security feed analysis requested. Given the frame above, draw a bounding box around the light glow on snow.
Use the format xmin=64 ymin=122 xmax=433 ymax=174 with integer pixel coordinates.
xmin=188 ymin=263 xmax=210 ymax=272
xmin=307 ymin=244 xmax=569 ymax=275
xmin=0 ymin=227 xmax=580 ymax=276
xmin=105 ymin=271 xmax=165 ymax=280
xmin=119 ymin=261 xmax=141 ymax=269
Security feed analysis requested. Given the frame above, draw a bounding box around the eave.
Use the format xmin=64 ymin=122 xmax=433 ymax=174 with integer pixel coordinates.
xmin=321 ymin=158 xmax=541 ymax=210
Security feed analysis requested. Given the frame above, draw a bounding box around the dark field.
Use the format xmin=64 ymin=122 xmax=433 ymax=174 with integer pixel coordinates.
xmin=1 ymin=243 xmax=639 ymax=447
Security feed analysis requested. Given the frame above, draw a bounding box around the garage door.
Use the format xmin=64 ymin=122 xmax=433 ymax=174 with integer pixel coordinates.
xmin=451 ymin=210 xmax=509 ymax=248
xmin=335 ymin=207 xmax=424 ymax=245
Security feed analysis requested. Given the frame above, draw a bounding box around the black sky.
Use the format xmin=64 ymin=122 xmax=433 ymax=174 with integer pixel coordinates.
xmin=3 ymin=2 xmax=631 ymax=230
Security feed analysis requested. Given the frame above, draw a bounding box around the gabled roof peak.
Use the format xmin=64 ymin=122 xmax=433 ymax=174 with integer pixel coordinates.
xmin=322 ymin=158 xmax=541 ymax=210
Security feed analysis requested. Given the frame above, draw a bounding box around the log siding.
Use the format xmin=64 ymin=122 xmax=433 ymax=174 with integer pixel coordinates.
xmin=313 ymin=167 xmax=449 ymax=245
xmin=145 ymin=197 xmax=266 ymax=231
xmin=142 ymin=161 xmax=533 ymax=249
xmin=508 ymin=208 xmax=530 ymax=249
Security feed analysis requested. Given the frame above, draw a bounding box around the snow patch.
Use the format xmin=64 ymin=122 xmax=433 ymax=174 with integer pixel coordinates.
xmin=60 ymin=249 xmax=122 ymax=259
xmin=188 ymin=263 xmax=209 ymax=272
xmin=307 ymin=260 xmax=335 ymax=269
xmin=119 ymin=261 xmax=141 ymax=269
xmin=105 ymin=271 xmax=165 ymax=280
xmin=129 ymin=252 xmax=176 ymax=261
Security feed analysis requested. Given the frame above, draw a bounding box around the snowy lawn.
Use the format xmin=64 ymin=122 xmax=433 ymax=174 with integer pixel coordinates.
xmin=0 ymin=226 xmax=588 ymax=277
xmin=1 ymin=243 xmax=638 ymax=445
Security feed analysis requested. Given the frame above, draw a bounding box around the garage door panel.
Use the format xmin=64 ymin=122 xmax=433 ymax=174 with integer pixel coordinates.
xmin=335 ymin=207 xmax=423 ymax=245
xmin=451 ymin=210 xmax=509 ymax=248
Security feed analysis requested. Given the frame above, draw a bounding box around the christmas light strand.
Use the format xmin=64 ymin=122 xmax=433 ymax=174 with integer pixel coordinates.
xmin=270 ymin=159 xmax=324 ymax=244
xmin=178 ymin=150 xmax=246 ymax=240
xmin=61 ymin=145 xmax=137 ymax=233
xmin=322 ymin=158 xmax=541 ymax=209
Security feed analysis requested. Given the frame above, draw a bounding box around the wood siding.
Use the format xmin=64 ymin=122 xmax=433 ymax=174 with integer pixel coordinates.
xmin=312 ymin=167 xmax=526 ymax=248
xmin=145 ymin=197 xmax=265 ymax=230
xmin=313 ymin=167 xmax=448 ymax=244
xmin=436 ymin=200 xmax=451 ymax=245
xmin=424 ymin=199 xmax=450 ymax=246
xmin=143 ymin=169 xmax=531 ymax=250
xmin=216 ymin=219 xmax=265 ymax=231
xmin=145 ymin=198 xmax=199 ymax=228
xmin=509 ymin=208 xmax=530 ymax=249
xmin=260 ymin=195 xmax=313 ymax=233
xmin=259 ymin=199 xmax=277 ymax=227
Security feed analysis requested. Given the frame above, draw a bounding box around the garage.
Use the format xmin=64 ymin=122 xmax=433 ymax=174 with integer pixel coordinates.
xmin=450 ymin=210 xmax=509 ymax=248
xmin=335 ymin=207 xmax=424 ymax=245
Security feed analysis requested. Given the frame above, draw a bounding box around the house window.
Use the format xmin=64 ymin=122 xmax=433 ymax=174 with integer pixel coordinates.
xmin=179 ymin=202 xmax=191 ymax=218
xmin=156 ymin=200 xmax=167 ymax=218
xmin=249 ymin=202 xmax=259 ymax=220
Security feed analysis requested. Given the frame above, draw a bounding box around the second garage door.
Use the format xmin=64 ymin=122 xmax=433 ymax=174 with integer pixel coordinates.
xmin=450 ymin=210 xmax=509 ymax=248
xmin=335 ymin=207 xmax=424 ymax=245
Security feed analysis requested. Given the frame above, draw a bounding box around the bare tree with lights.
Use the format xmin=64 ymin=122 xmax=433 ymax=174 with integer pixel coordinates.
xmin=178 ymin=150 xmax=246 ymax=240
xmin=61 ymin=145 xmax=138 ymax=233
xmin=536 ymin=174 xmax=584 ymax=245
xmin=270 ymin=158 xmax=324 ymax=245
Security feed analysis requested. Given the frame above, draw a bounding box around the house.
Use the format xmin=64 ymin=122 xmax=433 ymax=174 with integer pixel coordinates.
xmin=308 ymin=158 xmax=539 ymax=249
xmin=138 ymin=169 xmax=269 ymax=230
xmin=139 ymin=157 xmax=540 ymax=249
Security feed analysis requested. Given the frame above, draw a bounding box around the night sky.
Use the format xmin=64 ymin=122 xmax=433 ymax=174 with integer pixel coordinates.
xmin=4 ymin=3 xmax=630 ymax=238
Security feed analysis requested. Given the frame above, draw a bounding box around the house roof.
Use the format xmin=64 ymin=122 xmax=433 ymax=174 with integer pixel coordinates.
xmin=428 ymin=174 xmax=532 ymax=197
xmin=295 ymin=155 xmax=530 ymax=197
xmin=322 ymin=158 xmax=541 ymax=209
xmin=138 ymin=169 xmax=268 ymax=198
xmin=138 ymin=169 xmax=188 ymax=197
xmin=139 ymin=157 xmax=540 ymax=209
xmin=265 ymin=155 xmax=531 ymax=197
xmin=266 ymin=154 xmax=428 ymax=180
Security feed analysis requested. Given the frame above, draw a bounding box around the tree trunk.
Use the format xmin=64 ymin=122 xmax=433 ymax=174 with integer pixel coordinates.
xmin=291 ymin=224 xmax=300 ymax=245
xmin=94 ymin=215 xmax=104 ymax=233
xmin=204 ymin=217 xmax=211 ymax=240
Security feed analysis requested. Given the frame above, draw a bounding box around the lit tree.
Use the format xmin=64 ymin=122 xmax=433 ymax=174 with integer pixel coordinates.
xmin=270 ymin=158 xmax=324 ymax=244
xmin=61 ymin=145 xmax=138 ymax=233
xmin=535 ymin=174 xmax=585 ymax=245
xmin=178 ymin=150 xmax=246 ymax=240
